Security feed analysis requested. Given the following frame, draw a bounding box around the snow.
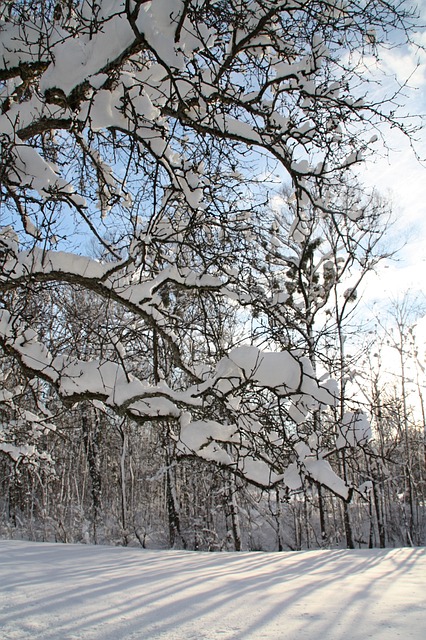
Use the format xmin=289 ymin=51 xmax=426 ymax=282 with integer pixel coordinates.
xmin=0 ymin=442 xmax=36 ymax=461
xmin=209 ymin=346 xmax=335 ymax=407
xmin=178 ymin=419 xmax=238 ymax=456
xmin=283 ymin=462 xmax=303 ymax=490
xmin=336 ymin=412 xmax=372 ymax=449
xmin=0 ymin=540 xmax=425 ymax=640
xmin=38 ymin=1 xmax=189 ymax=97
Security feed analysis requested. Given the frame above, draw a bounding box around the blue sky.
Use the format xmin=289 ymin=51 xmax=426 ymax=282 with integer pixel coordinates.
xmin=357 ymin=2 xmax=426 ymax=305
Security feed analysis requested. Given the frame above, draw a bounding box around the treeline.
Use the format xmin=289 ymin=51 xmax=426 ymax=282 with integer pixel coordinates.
xmin=2 ymin=369 xmax=425 ymax=551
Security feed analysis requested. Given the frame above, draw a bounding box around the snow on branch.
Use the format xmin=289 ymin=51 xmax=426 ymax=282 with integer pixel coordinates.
xmin=1 ymin=0 xmax=418 ymax=232
xmin=0 ymin=307 xmax=200 ymax=418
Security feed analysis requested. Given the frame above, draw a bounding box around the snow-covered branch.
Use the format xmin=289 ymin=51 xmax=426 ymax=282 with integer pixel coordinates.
xmin=0 ymin=0 xmax=421 ymax=500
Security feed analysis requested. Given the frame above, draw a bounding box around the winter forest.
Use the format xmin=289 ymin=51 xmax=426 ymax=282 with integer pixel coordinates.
xmin=0 ymin=0 xmax=425 ymax=553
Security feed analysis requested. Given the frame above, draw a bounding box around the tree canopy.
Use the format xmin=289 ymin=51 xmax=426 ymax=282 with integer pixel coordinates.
xmin=0 ymin=0 xmax=422 ymax=499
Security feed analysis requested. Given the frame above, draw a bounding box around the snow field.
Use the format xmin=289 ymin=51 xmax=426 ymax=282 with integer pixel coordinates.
xmin=0 ymin=540 xmax=425 ymax=639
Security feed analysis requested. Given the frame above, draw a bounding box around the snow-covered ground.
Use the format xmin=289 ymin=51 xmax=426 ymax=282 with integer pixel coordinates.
xmin=1 ymin=541 xmax=425 ymax=640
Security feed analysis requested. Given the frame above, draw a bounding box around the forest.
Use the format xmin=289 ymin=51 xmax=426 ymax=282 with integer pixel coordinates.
xmin=0 ymin=0 xmax=425 ymax=551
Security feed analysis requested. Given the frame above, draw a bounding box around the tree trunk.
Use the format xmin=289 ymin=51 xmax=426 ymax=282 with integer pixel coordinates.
xmin=228 ymin=481 xmax=242 ymax=551
xmin=165 ymin=448 xmax=186 ymax=549
xmin=317 ymin=483 xmax=327 ymax=545
xmin=82 ymin=408 xmax=102 ymax=544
